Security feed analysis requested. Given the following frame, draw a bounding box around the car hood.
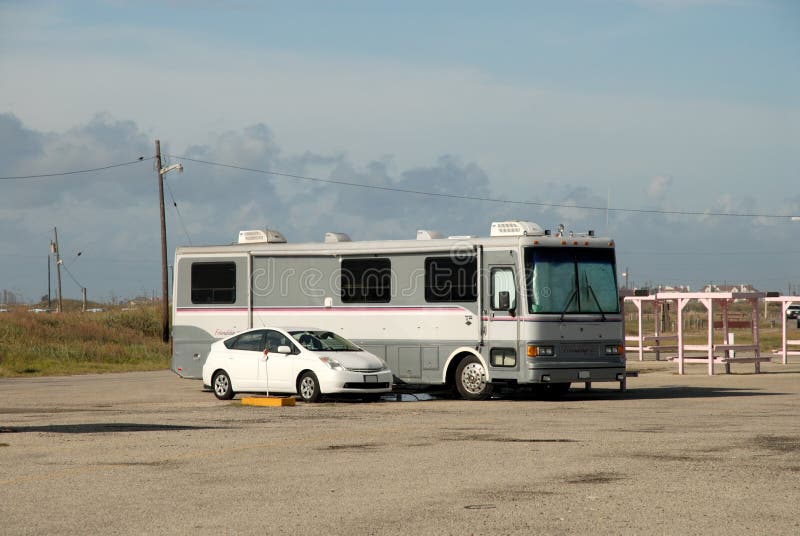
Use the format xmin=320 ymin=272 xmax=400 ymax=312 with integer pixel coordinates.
xmin=316 ymin=351 xmax=386 ymax=371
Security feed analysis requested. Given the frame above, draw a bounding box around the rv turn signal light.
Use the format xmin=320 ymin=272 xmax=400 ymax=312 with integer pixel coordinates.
xmin=527 ymin=345 xmax=555 ymax=357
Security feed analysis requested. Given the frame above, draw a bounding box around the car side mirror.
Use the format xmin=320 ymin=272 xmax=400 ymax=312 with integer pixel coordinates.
xmin=277 ymin=345 xmax=292 ymax=355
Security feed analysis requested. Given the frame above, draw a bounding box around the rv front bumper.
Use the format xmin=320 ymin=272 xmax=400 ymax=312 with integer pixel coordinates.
xmin=526 ymin=365 xmax=625 ymax=384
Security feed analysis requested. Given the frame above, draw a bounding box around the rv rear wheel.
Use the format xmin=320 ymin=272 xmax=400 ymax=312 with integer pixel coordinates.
xmin=212 ymin=371 xmax=235 ymax=400
xmin=455 ymin=356 xmax=493 ymax=400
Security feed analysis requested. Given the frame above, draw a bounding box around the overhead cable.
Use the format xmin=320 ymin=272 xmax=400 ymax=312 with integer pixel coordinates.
xmin=166 ymin=154 xmax=794 ymax=220
xmin=0 ymin=157 xmax=152 ymax=180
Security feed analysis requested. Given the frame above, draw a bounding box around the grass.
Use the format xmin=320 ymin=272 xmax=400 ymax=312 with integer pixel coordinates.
xmin=0 ymin=306 xmax=169 ymax=377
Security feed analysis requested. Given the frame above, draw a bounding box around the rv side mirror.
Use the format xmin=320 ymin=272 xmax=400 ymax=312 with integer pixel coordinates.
xmin=498 ymin=291 xmax=510 ymax=311
xmin=276 ymin=345 xmax=292 ymax=355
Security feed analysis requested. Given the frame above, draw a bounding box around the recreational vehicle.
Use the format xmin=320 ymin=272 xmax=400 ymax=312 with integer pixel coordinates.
xmin=171 ymin=221 xmax=626 ymax=399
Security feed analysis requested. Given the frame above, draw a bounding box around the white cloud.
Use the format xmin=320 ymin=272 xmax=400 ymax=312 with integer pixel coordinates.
xmin=647 ymin=175 xmax=673 ymax=199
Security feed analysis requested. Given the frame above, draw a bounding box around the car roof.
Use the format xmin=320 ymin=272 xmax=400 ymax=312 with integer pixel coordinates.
xmin=226 ymin=326 xmax=324 ymax=338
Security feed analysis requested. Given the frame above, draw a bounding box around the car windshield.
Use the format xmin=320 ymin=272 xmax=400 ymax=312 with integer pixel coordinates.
xmin=525 ymin=247 xmax=619 ymax=314
xmin=289 ymin=330 xmax=362 ymax=352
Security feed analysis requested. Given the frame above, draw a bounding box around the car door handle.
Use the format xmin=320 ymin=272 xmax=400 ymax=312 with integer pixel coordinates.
xmin=192 ymin=353 xmax=201 ymax=360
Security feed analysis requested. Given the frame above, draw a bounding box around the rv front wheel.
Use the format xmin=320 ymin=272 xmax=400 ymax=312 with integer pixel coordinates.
xmin=212 ymin=371 xmax=235 ymax=400
xmin=455 ymin=356 xmax=493 ymax=400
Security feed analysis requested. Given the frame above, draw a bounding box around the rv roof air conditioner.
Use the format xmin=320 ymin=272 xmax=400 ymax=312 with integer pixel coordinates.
xmin=489 ymin=221 xmax=545 ymax=237
xmin=416 ymin=230 xmax=444 ymax=240
xmin=238 ymin=229 xmax=287 ymax=244
xmin=324 ymin=232 xmax=352 ymax=243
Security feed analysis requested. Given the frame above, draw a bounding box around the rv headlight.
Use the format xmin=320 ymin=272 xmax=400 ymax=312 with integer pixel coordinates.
xmin=527 ymin=345 xmax=555 ymax=358
xmin=319 ymin=356 xmax=345 ymax=371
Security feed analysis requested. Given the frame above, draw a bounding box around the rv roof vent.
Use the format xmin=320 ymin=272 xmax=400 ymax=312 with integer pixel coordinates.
xmin=324 ymin=232 xmax=352 ymax=243
xmin=448 ymin=235 xmax=477 ymax=240
xmin=417 ymin=229 xmax=444 ymax=240
xmin=490 ymin=220 xmax=545 ymax=237
xmin=238 ymin=229 xmax=287 ymax=244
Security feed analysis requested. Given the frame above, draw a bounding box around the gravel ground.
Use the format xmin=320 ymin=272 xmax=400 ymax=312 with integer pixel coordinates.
xmin=1 ymin=360 xmax=799 ymax=535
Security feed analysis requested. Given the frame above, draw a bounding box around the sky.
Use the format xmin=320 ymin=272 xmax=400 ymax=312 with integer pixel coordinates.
xmin=1 ymin=0 xmax=799 ymax=303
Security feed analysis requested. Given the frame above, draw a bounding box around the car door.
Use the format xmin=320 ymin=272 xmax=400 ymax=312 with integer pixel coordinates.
xmin=258 ymin=330 xmax=297 ymax=393
xmin=227 ymin=330 xmax=267 ymax=390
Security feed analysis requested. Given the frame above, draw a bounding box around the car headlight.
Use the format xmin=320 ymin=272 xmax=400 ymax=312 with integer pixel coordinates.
xmin=318 ymin=356 xmax=345 ymax=371
xmin=605 ymin=344 xmax=624 ymax=355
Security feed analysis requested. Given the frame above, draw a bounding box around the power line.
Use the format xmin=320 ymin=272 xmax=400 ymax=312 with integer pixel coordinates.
xmin=61 ymin=264 xmax=83 ymax=291
xmin=163 ymin=175 xmax=193 ymax=245
xmin=166 ymin=154 xmax=796 ymax=220
xmin=0 ymin=157 xmax=153 ymax=180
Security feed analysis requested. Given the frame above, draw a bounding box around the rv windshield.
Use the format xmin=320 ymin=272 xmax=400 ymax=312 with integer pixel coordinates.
xmin=525 ymin=247 xmax=619 ymax=315
xmin=289 ymin=330 xmax=363 ymax=352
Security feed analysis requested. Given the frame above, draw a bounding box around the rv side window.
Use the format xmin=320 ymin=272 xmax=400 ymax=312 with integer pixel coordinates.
xmin=424 ymin=256 xmax=478 ymax=302
xmin=341 ymin=258 xmax=391 ymax=303
xmin=191 ymin=262 xmax=236 ymax=304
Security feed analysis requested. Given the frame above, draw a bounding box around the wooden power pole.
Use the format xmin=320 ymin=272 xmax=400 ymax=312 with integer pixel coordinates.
xmin=47 ymin=255 xmax=51 ymax=310
xmin=155 ymin=140 xmax=170 ymax=342
xmin=52 ymin=227 xmax=63 ymax=313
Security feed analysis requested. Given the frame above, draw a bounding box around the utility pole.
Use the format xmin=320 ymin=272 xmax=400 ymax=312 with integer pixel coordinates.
xmin=52 ymin=227 xmax=63 ymax=313
xmin=82 ymin=287 xmax=87 ymax=312
xmin=155 ymin=139 xmax=169 ymax=342
xmin=47 ymin=255 xmax=51 ymax=310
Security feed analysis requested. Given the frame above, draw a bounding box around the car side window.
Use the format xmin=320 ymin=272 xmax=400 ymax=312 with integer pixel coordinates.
xmin=231 ymin=331 xmax=265 ymax=351
xmin=264 ymin=330 xmax=296 ymax=353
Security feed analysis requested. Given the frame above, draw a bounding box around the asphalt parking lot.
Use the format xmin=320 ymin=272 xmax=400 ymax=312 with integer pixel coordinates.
xmin=1 ymin=360 xmax=799 ymax=535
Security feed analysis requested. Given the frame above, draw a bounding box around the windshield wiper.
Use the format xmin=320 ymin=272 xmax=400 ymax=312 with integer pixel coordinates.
xmin=586 ymin=283 xmax=607 ymax=321
xmin=559 ymin=288 xmax=578 ymax=322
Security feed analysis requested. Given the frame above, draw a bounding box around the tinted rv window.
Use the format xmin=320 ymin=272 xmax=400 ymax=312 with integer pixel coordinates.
xmin=424 ymin=256 xmax=478 ymax=302
xmin=341 ymin=258 xmax=391 ymax=303
xmin=191 ymin=262 xmax=236 ymax=304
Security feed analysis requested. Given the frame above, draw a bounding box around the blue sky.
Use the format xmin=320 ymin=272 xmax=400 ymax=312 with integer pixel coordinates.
xmin=1 ymin=0 xmax=799 ymax=302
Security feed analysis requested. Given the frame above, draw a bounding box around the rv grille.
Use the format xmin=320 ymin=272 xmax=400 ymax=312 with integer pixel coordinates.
xmin=561 ymin=343 xmax=599 ymax=357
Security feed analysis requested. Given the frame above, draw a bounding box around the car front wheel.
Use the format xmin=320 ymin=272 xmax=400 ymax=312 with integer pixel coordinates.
xmin=298 ymin=372 xmax=322 ymax=403
xmin=212 ymin=371 xmax=235 ymax=400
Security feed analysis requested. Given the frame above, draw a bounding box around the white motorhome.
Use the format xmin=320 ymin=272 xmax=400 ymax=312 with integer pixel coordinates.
xmin=171 ymin=221 xmax=626 ymax=399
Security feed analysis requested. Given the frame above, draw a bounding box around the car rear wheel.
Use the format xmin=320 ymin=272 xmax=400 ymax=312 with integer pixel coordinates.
xmin=298 ymin=372 xmax=322 ymax=403
xmin=212 ymin=371 xmax=235 ymax=400
xmin=455 ymin=356 xmax=493 ymax=400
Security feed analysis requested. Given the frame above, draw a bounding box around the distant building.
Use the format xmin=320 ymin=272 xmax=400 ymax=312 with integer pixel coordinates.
xmin=656 ymin=284 xmax=691 ymax=293
xmin=1 ymin=289 xmax=18 ymax=305
xmin=701 ymin=283 xmax=759 ymax=293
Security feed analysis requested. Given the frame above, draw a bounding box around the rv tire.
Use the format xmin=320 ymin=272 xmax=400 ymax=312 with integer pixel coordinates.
xmin=455 ymin=355 xmax=493 ymax=400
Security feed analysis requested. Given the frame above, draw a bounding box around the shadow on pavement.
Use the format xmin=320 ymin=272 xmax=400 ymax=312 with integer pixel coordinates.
xmin=1 ymin=423 xmax=223 ymax=434
xmin=503 ymin=385 xmax=788 ymax=401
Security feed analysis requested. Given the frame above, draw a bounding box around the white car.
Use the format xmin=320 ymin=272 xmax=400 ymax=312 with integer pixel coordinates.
xmin=202 ymin=327 xmax=393 ymax=402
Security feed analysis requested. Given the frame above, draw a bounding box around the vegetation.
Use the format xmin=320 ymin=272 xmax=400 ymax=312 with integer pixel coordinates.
xmin=0 ymin=304 xmax=169 ymax=377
